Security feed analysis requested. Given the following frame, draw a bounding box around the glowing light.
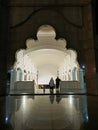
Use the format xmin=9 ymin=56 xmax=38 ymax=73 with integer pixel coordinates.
xmin=69 ymin=95 xmax=73 ymax=106
xmin=84 ymin=113 xmax=89 ymax=122
xmin=86 ymin=115 xmax=89 ymax=122
xmin=22 ymin=96 xmax=27 ymax=109
xmin=82 ymin=65 xmax=85 ymax=69
xmin=5 ymin=116 xmax=9 ymax=124
xmin=5 ymin=117 xmax=8 ymax=121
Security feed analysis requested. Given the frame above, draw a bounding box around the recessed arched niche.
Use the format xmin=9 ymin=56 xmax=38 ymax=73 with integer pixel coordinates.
xmin=13 ymin=25 xmax=80 ymax=85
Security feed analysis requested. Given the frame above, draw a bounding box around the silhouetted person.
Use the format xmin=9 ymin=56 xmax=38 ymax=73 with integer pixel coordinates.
xmin=55 ymin=76 xmax=61 ymax=89
xmin=49 ymin=77 xmax=54 ymax=93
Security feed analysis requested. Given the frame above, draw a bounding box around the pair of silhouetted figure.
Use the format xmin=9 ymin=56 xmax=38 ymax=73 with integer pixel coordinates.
xmin=49 ymin=77 xmax=61 ymax=93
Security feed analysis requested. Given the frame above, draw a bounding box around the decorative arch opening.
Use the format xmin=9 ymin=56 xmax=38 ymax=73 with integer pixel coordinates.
xmin=10 ymin=25 xmax=85 ymax=93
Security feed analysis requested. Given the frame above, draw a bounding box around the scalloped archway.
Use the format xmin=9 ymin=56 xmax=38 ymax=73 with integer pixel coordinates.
xmin=14 ymin=25 xmax=80 ymax=85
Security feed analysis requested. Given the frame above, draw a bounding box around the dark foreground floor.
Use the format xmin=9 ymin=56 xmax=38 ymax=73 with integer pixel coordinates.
xmin=0 ymin=93 xmax=98 ymax=130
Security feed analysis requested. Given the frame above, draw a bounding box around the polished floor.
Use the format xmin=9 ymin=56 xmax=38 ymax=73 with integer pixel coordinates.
xmin=0 ymin=91 xmax=98 ymax=130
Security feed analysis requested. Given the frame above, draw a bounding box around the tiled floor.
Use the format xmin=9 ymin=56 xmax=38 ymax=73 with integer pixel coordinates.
xmin=0 ymin=93 xmax=98 ymax=130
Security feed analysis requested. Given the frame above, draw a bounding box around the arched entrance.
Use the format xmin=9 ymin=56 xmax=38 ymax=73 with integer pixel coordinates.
xmin=10 ymin=25 xmax=85 ymax=93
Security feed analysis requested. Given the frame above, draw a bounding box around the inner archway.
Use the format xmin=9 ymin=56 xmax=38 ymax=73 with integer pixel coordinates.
xmin=11 ymin=25 xmax=85 ymax=93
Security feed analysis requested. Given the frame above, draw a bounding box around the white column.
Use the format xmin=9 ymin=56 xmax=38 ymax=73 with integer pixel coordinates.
xmin=79 ymin=69 xmax=85 ymax=90
xmin=10 ymin=68 xmax=15 ymax=91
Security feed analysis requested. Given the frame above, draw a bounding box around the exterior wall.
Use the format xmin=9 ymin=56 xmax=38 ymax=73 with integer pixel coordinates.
xmin=0 ymin=0 xmax=96 ymax=94
xmin=82 ymin=5 xmax=97 ymax=94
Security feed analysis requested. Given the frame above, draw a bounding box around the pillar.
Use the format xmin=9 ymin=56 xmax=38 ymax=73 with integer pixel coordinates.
xmin=82 ymin=4 xmax=97 ymax=94
xmin=79 ymin=69 xmax=85 ymax=91
xmin=10 ymin=68 xmax=15 ymax=91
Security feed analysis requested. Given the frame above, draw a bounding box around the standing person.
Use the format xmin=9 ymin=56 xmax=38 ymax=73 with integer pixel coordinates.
xmin=55 ymin=76 xmax=61 ymax=89
xmin=49 ymin=77 xmax=54 ymax=93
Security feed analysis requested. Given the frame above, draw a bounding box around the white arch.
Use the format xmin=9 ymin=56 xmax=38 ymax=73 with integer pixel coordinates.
xmin=13 ymin=25 xmax=80 ymax=84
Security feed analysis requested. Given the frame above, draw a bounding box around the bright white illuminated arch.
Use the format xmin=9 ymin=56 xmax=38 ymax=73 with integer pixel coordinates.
xmin=14 ymin=25 xmax=80 ymax=84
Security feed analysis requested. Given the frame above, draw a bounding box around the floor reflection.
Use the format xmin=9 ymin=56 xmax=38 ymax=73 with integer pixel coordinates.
xmin=1 ymin=94 xmax=91 ymax=130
